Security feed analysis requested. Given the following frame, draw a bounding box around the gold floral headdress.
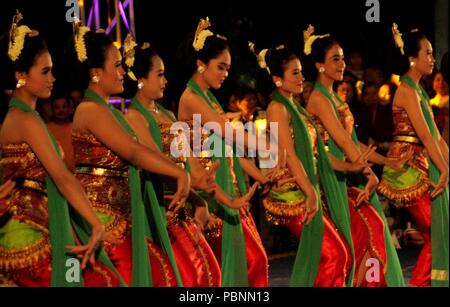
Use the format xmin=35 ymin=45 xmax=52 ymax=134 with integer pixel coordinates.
xmin=392 ymin=23 xmax=404 ymax=55
xmin=303 ymin=24 xmax=330 ymax=56
xmin=192 ymin=17 xmax=226 ymax=51
xmin=123 ymin=33 xmax=139 ymax=81
xmin=73 ymin=17 xmax=91 ymax=62
xmin=248 ymin=41 xmax=270 ymax=74
xmin=8 ymin=10 xmax=39 ymax=62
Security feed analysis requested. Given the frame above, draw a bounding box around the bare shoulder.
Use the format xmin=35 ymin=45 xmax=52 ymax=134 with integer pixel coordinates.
xmin=179 ymin=88 xmax=205 ymax=119
xmin=267 ymin=100 xmax=287 ymax=114
xmin=307 ymin=90 xmax=332 ymax=115
xmin=394 ymin=83 xmax=419 ymax=108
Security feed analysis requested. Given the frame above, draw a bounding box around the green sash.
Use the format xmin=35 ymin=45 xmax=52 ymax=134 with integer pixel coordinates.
xmin=187 ymin=79 xmax=249 ymax=286
xmin=271 ymin=92 xmax=355 ymax=286
xmin=85 ymin=90 xmax=181 ymax=286
xmin=314 ymin=82 xmax=405 ymax=286
xmin=9 ymin=97 xmax=124 ymax=287
xmin=128 ymin=98 xmax=184 ymax=286
xmin=401 ymin=75 xmax=449 ymax=287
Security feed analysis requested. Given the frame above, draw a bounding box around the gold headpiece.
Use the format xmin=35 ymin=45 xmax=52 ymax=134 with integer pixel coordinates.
xmin=123 ymin=33 xmax=138 ymax=81
xmin=303 ymin=24 xmax=330 ymax=56
xmin=193 ymin=17 xmax=214 ymax=51
xmin=392 ymin=23 xmax=404 ymax=55
xmin=8 ymin=10 xmax=39 ymax=62
xmin=192 ymin=17 xmax=226 ymax=51
xmin=248 ymin=41 xmax=271 ymax=74
xmin=73 ymin=17 xmax=91 ymax=62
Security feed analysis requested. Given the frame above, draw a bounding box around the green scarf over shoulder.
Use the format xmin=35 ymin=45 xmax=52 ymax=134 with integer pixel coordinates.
xmin=271 ymin=91 xmax=355 ymax=286
xmin=129 ymin=97 xmax=184 ymax=286
xmin=186 ymin=79 xmax=249 ymax=286
xmin=9 ymin=97 xmax=124 ymax=287
xmin=84 ymin=90 xmax=182 ymax=286
xmin=314 ymin=82 xmax=405 ymax=287
xmin=401 ymin=75 xmax=449 ymax=287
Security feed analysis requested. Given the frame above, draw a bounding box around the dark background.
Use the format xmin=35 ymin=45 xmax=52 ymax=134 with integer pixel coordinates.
xmin=0 ymin=0 xmax=445 ymax=106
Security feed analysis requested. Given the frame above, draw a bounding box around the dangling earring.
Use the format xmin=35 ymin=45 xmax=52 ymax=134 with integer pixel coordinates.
xmin=16 ymin=79 xmax=26 ymax=89
xmin=138 ymin=82 xmax=144 ymax=90
xmin=91 ymin=75 xmax=100 ymax=83
xmin=318 ymin=67 xmax=325 ymax=73
xmin=275 ymin=80 xmax=283 ymax=88
xmin=410 ymin=61 xmax=416 ymax=67
xmin=197 ymin=66 xmax=205 ymax=74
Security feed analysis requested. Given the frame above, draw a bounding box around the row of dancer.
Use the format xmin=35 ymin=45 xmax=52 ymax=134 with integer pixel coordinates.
xmin=0 ymin=12 xmax=448 ymax=287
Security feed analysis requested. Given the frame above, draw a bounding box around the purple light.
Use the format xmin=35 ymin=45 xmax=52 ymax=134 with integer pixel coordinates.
xmin=118 ymin=1 xmax=130 ymax=31
xmin=87 ymin=6 xmax=93 ymax=28
xmin=106 ymin=0 xmax=131 ymax=35
xmin=108 ymin=98 xmax=131 ymax=104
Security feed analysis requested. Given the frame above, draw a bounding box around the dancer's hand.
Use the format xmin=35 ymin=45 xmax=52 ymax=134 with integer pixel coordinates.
xmin=302 ymin=189 xmax=319 ymax=225
xmin=166 ymin=172 xmax=191 ymax=213
xmin=353 ymin=187 xmax=370 ymax=207
xmin=191 ymin=161 xmax=219 ymax=193
xmin=430 ymin=171 xmax=449 ymax=198
xmin=227 ymin=183 xmax=259 ymax=209
xmin=66 ymin=225 xmax=120 ymax=269
xmin=194 ymin=206 xmax=210 ymax=233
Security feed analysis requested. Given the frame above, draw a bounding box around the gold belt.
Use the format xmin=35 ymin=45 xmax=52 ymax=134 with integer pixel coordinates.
xmin=22 ymin=179 xmax=47 ymax=194
xmin=75 ymin=166 xmax=129 ymax=178
xmin=393 ymin=135 xmax=422 ymax=145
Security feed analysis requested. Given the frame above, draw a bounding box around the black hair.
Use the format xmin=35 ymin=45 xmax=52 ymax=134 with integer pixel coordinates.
xmin=0 ymin=32 xmax=48 ymax=91
xmin=60 ymin=30 xmax=115 ymax=92
xmin=403 ymin=31 xmax=428 ymax=59
xmin=255 ymin=46 xmax=299 ymax=99
xmin=306 ymin=35 xmax=340 ymax=80
xmin=130 ymin=46 xmax=159 ymax=80
xmin=176 ymin=31 xmax=229 ymax=80
xmin=395 ymin=30 xmax=428 ymax=75
xmin=310 ymin=36 xmax=339 ymax=65
xmin=122 ymin=44 xmax=159 ymax=97
xmin=265 ymin=47 xmax=298 ymax=78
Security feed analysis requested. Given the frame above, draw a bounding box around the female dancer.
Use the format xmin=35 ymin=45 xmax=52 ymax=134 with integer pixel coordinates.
xmin=0 ymin=12 xmax=120 ymax=287
xmin=177 ymin=18 xmax=269 ymax=286
xmin=64 ymin=22 xmax=191 ymax=286
xmin=261 ymin=45 xmax=373 ymax=286
xmin=379 ymin=24 xmax=448 ymax=287
xmin=122 ymin=34 xmax=257 ymax=286
xmin=305 ymin=25 xmax=405 ymax=286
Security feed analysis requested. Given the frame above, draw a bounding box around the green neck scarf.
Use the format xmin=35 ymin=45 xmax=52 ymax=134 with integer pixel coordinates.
xmin=314 ymin=82 xmax=405 ymax=286
xmin=128 ymin=97 xmax=184 ymax=286
xmin=187 ymin=79 xmax=249 ymax=286
xmin=9 ymin=97 xmax=83 ymax=287
xmin=9 ymin=98 xmax=126 ymax=287
xmin=401 ymin=75 xmax=449 ymax=287
xmin=271 ymin=91 xmax=355 ymax=286
xmin=84 ymin=90 xmax=155 ymax=286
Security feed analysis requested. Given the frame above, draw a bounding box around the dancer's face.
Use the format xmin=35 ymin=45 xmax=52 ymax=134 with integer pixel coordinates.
xmin=319 ymin=44 xmax=346 ymax=81
xmin=277 ymin=58 xmax=304 ymax=95
xmin=411 ymin=39 xmax=435 ymax=76
xmin=93 ymin=45 xmax=125 ymax=95
xmin=200 ymin=49 xmax=231 ymax=89
xmin=16 ymin=51 xmax=55 ymax=99
xmin=141 ymin=55 xmax=167 ymax=100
